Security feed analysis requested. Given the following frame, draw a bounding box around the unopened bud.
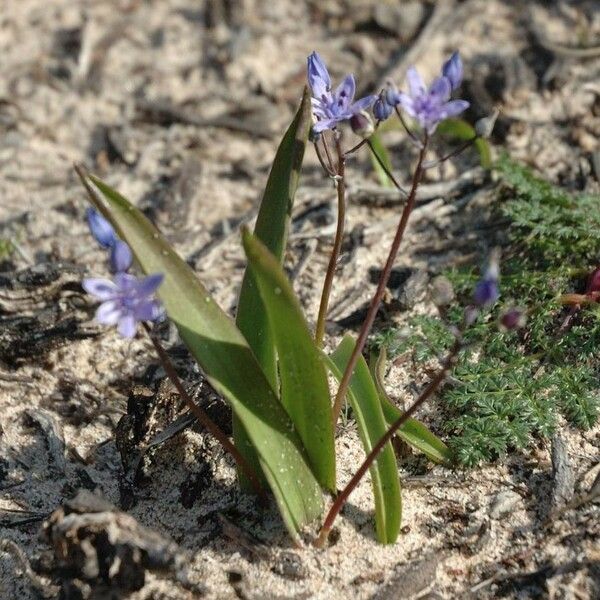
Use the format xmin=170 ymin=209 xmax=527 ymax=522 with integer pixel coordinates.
xmin=373 ymin=95 xmax=393 ymax=122
xmin=499 ymin=307 xmax=526 ymax=331
xmin=475 ymin=108 xmax=500 ymax=139
xmin=350 ymin=110 xmax=375 ymax=138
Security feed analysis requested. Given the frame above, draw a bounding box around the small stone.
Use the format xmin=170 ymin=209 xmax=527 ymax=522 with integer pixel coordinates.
xmin=373 ymin=2 xmax=425 ymax=41
xmin=489 ymin=490 xmax=522 ymax=519
xmin=430 ymin=275 xmax=455 ymax=307
xmin=397 ymin=269 xmax=428 ymax=309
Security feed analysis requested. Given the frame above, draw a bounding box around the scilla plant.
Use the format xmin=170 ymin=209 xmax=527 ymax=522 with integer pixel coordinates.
xmin=76 ymin=51 xmax=504 ymax=545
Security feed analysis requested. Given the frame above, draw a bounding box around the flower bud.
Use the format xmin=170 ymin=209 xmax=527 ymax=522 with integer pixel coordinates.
xmin=350 ymin=110 xmax=375 ymax=138
xmin=475 ymin=108 xmax=499 ymax=139
xmin=385 ymin=85 xmax=401 ymax=107
xmin=473 ymin=250 xmax=500 ymax=308
xmin=373 ymin=95 xmax=393 ymax=122
xmin=442 ymin=51 xmax=463 ymax=90
xmin=86 ymin=208 xmax=117 ymax=249
xmin=499 ymin=307 xmax=526 ymax=331
xmin=110 ymin=240 xmax=133 ymax=274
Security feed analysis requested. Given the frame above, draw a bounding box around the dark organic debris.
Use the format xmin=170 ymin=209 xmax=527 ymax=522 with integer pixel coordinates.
xmin=22 ymin=408 xmax=66 ymax=474
xmin=42 ymin=490 xmax=188 ymax=596
xmin=0 ymin=262 xmax=93 ymax=365
xmin=115 ymin=382 xmax=186 ymax=481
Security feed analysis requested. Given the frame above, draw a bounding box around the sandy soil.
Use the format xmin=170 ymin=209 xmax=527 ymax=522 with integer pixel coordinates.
xmin=1 ymin=1 xmax=599 ymax=598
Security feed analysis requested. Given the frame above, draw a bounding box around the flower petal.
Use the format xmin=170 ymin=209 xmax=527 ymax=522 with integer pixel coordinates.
xmin=133 ymin=299 xmax=161 ymax=322
xmin=312 ymin=118 xmax=337 ymax=133
xmin=429 ymin=76 xmax=451 ymax=103
xmin=135 ymin=273 xmax=164 ymax=297
xmin=334 ymin=74 xmax=356 ymax=109
xmin=397 ymin=93 xmax=416 ymax=118
xmin=406 ymin=67 xmax=425 ymax=98
xmin=440 ymin=99 xmax=470 ymax=119
xmin=349 ymin=94 xmax=377 ymax=114
xmin=86 ymin=208 xmax=117 ymax=249
xmin=110 ymin=240 xmax=133 ymax=273
xmin=442 ymin=51 xmax=463 ymax=90
xmin=307 ymin=51 xmax=331 ymax=98
xmin=118 ymin=313 xmax=137 ymax=338
xmin=82 ymin=277 xmax=117 ymax=300
xmin=96 ymin=300 xmax=121 ymax=325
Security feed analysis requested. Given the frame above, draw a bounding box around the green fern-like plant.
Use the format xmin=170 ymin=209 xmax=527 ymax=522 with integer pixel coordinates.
xmin=372 ymin=157 xmax=600 ymax=466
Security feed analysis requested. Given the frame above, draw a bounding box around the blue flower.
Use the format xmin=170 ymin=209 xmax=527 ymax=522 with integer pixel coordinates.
xmin=473 ymin=260 xmax=499 ymax=307
xmin=442 ymin=51 xmax=463 ymax=91
xmin=396 ymin=61 xmax=469 ymax=134
xmin=83 ymin=272 xmax=164 ymax=338
xmin=86 ymin=208 xmax=117 ymax=249
xmin=307 ymin=51 xmax=376 ymax=134
xmin=110 ymin=240 xmax=133 ymax=273
xmin=373 ymin=91 xmax=394 ymax=122
xmin=86 ymin=208 xmax=133 ymax=274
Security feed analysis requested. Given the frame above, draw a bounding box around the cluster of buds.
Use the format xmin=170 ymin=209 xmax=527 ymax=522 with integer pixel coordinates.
xmin=84 ymin=209 xmax=163 ymax=338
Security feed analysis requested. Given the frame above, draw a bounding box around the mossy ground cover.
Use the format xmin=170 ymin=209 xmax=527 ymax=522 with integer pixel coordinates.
xmin=373 ymin=156 xmax=600 ymax=466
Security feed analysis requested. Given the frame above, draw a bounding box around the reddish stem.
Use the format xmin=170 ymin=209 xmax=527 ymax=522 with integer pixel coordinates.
xmin=316 ymin=336 xmax=462 ymax=547
xmin=331 ymin=136 xmax=429 ymax=422
xmin=315 ymin=138 xmax=346 ymax=347
xmin=143 ymin=323 xmax=266 ymax=499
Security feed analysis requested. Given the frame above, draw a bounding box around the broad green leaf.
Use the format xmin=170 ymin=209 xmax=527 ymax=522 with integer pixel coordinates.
xmin=368 ymin=133 xmax=394 ymax=188
xmin=370 ymin=350 xmax=453 ymax=466
xmin=242 ymin=230 xmax=336 ymax=492
xmin=326 ymin=335 xmax=401 ymax=543
xmin=81 ymin=173 xmax=323 ymax=539
xmin=234 ymin=89 xmax=311 ymax=486
xmin=236 ymin=87 xmax=312 ymax=388
xmin=437 ymin=118 xmax=491 ymax=168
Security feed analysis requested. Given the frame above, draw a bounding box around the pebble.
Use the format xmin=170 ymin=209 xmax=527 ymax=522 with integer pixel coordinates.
xmin=489 ymin=490 xmax=522 ymax=519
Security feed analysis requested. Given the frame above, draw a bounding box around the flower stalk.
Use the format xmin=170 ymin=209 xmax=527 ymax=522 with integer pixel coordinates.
xmin=331 ymin=135 xmax=429 ymax=423
xmin=142 ymin=323 xmax=266 ymax=499
xmin=316 ymin=333 xmax=463 ymax=547
xmin=315 ymin=137 xmax=346 ymax=347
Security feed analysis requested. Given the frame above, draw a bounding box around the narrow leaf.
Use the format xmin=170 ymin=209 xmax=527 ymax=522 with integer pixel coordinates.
xmin=234 ymin=90 xmax=312 ymax=487
xmin=370 ymin=349 xmax=452 ymax=465
xmin=80 ymin=172 xmax=323 ymax=539
xmin=437 ymin=118 xmax=491 ymax=168
xmin=243 ymin=230 xmax=336 ymax=492
xmin=368 ymin=133 xmax=394 ymax=187
xmin=236 ymin=88 xmax=312 ymax=388
xmin=326 ymin=335 xmax=401 ymax=543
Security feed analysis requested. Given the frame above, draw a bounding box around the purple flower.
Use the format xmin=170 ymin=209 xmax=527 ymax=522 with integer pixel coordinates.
xmin=473 ymin=260 xmax=500 ymax=307
xmin=442 ymin=51 xmax=463 ymax=91
xmin=83 ymin=272 xmax=164 ymax=338
xmin=500 ymin=307 xmax=526 ymax=331
xmin=396 ymin=64 xmax=469 ymax=134
xmin=86 ymin=208 xmax=117 ymax=249
xmin=110 ymin=240 xmax=133 ymax=274
xmin=307 ymin=51 xmax=376 ymax=133
xmin=373 ymin=91 xmax=394 ymax=122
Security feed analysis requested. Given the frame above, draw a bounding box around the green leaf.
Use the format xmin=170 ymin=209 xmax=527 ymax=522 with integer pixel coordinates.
xmin=80 ymin=173 xmax=323 ymax=540
xmin=368 ymin=133 xmax=394 ymax=188
xmin=242 ymin=229 xmax=336 ymax=492
xmin=370 ymin=350 xmax=452 ymax=466
xmin=234 ymin=90 xmax=311 ymax=487
xmin=379 ymin=391 xmax=453 ymax=466
xmin=437 ymin=118 xmax=491 ymax=168
xmin=326 ymin=335 xmax=401 ymax=543
xmin=236 ymin=88 xmax=312 ymax=388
